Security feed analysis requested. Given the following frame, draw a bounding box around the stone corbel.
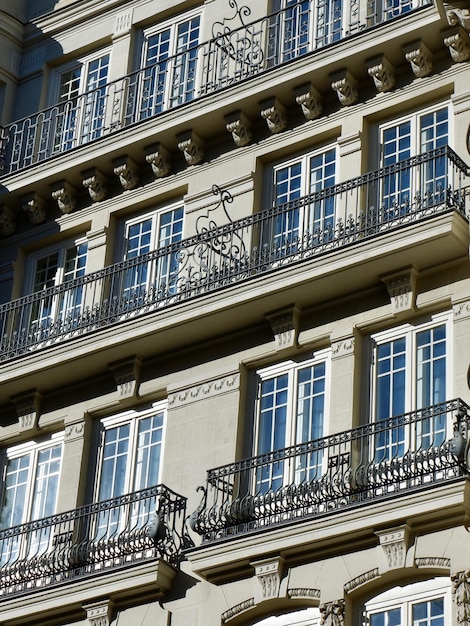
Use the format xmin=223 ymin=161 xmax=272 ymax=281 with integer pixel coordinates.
xmin=109 ymin=356 xmax=142 ymax=399
xmin=83 ymin=599 xmax=114 ymax=626
xmin=82 ymin=168 xmax=108 ymax=202
xmin=146 ymin=143 xmax=172 ymax=178
xmin=375 ymin=525 xmax=411 ymax=572
xmin=51 ymin=181 xmax=77 ymax=214
xmin=259 ymin=97 xmax=287 ymax=134
xmin=319 ymin=600 xmax=345 ymax=626
xmin=366 ymin=55 xmax=395 ymax=93
xmin=381 ymin=267 xmax=418 ymax=315
xmin=294 ymin=82 xmax=323 ymax=121
xmin=266 ymin=304 xmax=301 ymax=351
xmin=0 ymin=205 xmax=16 ymax=236
xmin=225 ymin=111 xmax=253 ymax=147
xmin=446 ymin=5 xmax=470 ymax=30
xmin=403 ymin=40 xmax=433 ymax=77
xmin=113 ymin=156 xmax=139 ymax=190
xmin=251 ymin=556 xmax=285 ymax=603
xmin=330 ymin=69 xmax=358 ymax=106
xmin=12 ymin=390 xmax=42 ymax=433
xmin=452 ymin=570 xmax=470 ymax=625
xmin=443 ymin=25 xmax=470 ymax=62
xmin=21 ymin=193 xmax=47 ymax=225
xmin=177 ymin=130 xmax=205 ymax=166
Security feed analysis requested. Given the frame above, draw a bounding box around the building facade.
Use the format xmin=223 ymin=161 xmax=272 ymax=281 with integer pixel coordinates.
xmin=1 ymin=0 xmax=470 ymax=624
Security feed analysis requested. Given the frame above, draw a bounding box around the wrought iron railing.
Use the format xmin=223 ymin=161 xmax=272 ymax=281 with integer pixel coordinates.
xmin=0 ymin=484 xmax=192 ymax=599
xmin=189 ymin=399 xmax=470 ymax=543
xmin=0 ymin=0 xmax=432 ymax=175
xmin=0 ymin=146 xmax=468 ymax=363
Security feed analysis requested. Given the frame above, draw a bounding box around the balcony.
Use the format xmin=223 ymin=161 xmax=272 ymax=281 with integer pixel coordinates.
xmin=0 ymin=0 xmax=432 ymax=176
xmin=189 ymin=399 xmax=470 ymax=544
xmin=0 ymin=146 xmax=468 ymax=364
xmin=0 ymin=484 xmax=191 ymax=600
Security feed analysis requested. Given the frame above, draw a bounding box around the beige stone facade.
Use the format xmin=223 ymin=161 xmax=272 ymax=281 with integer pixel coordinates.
xmin=1 ymin=0 xmax=470 ymax=624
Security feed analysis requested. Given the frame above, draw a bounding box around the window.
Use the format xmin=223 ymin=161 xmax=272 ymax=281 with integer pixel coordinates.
xmin=269 ymin=147 xmax=336 ymax=252
xmin=365 ymin=578 xmax=450 ymax=625
xmin=118 ymin=205 xmax=184 ymax=306
xmin=0 ymin=436 xmax=63 ymax=565
xmin=53 ymin=51 xmax=110 ymax=151
xmin=94 ymin=403 xmax=166 ymax=537
xmin=379 ymin=105 xmax=449 ymax=213
xmin=370 ymin=314 xmax=449 ymax=460
xmin=25 ymin=238 xmax=88 ymax=337
xmin=255 ymin=354 xmax=329 ymax=493
xmin=133 ymin=13 xmax=200 ymax=121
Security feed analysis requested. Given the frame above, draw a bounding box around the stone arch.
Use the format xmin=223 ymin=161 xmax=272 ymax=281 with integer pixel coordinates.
xmin=221 ymin=595 xmax=321 ymax=626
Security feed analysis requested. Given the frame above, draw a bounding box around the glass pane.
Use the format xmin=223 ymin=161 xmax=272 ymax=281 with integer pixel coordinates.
xmin=295 ymin=363 xmax=325 ymax=482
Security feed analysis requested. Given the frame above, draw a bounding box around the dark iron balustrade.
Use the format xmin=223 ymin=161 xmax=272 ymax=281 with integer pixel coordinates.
xmin=189 ymin=399 xmax=470 ymax=543
xmin=0 ymin=484 xmax=192 ymax=599
xmin=0 ymin=146 xmax=468 ymax=363
xmin=0 ymin=0 xmax=432 ymax=175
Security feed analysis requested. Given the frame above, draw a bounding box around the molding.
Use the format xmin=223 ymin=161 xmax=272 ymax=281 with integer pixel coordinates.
xmin=145 ymin=143 xmax=172 ymax=178
xmin=168 ymin=373 xmax=240 ymax=408
xmin=287 ymin=588 xmax=320 ymax=600
xmin=86 ymin=226 xmax=108 ymax=251
xmin=415 ymin=557 xmax=451 ymax=569
xmin=330 ymin=69 xmax=358 ymax=106
xmin=331 ymin=336 xmax=355 ymax=359
xmin=454 ymin=300 xmax=470 ymax=320
xmin=294 ymin=82 xmax=323 ymax=121
xmin=366 ymin=55 xmax=396 ymax=93
xmin=51 ymin=180 xmax=77 ymax=214
xmin=344 ymin=569 xmax=380 ymax=594
xmin=446 ymin=5 xmax=470 ymax=30
xmin=338 ymin=131 xmax=362 ymax=157
xmin=113 ymin=9 xmax=133 ymax=37
xmin=381 ymin=267 xmax=418 ymax=315
xmin=21 ymin=193 xmax=47 ymax=225
xmin=403 ymin=40 xmax=433 ymax=78
xmin=177 ymin=130 xmax=205 ymax=165
xmin=222 ymin=598 xmax=255 ymax=623
xmin=64 ymin=421 xmax=85 ymax=442
xmin=376 ymin=524 xmax=411 ymax=571
xmin=259 ymin=97 xmax=287 ymax=134
xmin=113 ymin=156 xmax=139 ymax=190
xmin=82 ymin=168 xmax=108 ymax=202
xmin=266 ymin=304 xmax=301 ymax=351
xmin=11 ymin=390 xmax=42 ymax=433
xmin=225 ymin=111 xmax=253 ymax=147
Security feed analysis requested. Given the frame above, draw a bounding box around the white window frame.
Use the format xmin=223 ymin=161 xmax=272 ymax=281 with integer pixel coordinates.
xmin=116 ymin=202 xmax=185 ymax=303
xmin=254 ymin=352 xmax=331 ymax=492
xmin=0 ymin=434 xmax=64 ymax=563
xmin=135 ymin=9 xmax=201 ymax=119
xmin=24 ymin=236 xmax=88 ymax=333
xmin=49 ymin=48 xmax=112 ymax=150
xmin=365 ymin=578 xmax=451 ymax=625
xmin=267 ymin=145 xmax=338 ymax=249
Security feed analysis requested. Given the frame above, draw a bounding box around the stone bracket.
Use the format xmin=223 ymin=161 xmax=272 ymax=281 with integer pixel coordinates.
xmin=225 ymin=110 xmax=253 ymax=147
xmin=266 ymin=304 xmax=301 ymax=351
xmin=375 ymin=524 xmax=411 ymax=572
xmin=51 ymin=180 xmax=77 ymax=214
xmin=366 ymin=55 xmax=395 ymax=93
xmin=330 ymin=69 xmax=358 ymax=106
xmin=11 ymin=389 xmax=42 ymax=433
xmin=259 ymin=97 xmax=287 ymax=134
xmin=109 ymin=356 xmax=142 ymax=399
xmin=83 ymin=599 xmax=114 ymax=626
xmin=177 ymin=130 xmax=205 ymax=165
xmin=403 ymin=40 xmax=433 ymax=77
xmin=21 ymin=192 xmax=47 ymax=224
xmin=146 ymin=142 xmax=172 ymax=178
xmin=443 ymin=24 xmax=470 ymax=62
xmin=251 ymin=556 xmax=285 ymax=603
xmin=381 ymin=267 xmax=418 ymax=315
xmin=294 ymin=82 xmax=323 ymax=120
xmin=0 ymin=205 xmax=17 ymax=236
xmin=113 ymin=155 xmax=139 ymax=190
xmin=82 ymin=168 xmax=108 ymax=202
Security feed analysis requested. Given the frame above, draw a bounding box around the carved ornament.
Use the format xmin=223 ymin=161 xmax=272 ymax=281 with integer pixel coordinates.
xmin=403 ymin=40 xmax=433 ymax=77
xmin=452 ymin=570 xmax=470 ymax=625
xmin=0 ymin=205 xmax=16 ymax=236
xmin=168 ymin=373 xmax=239 ymax=408
xmin=375 ymin=525 xmax=410 ymax=571
xmin=443 ymin=25 xmax=470 ymax=62
xmin=21 ymin=193 xmax=47 ymax=224
xmin=222 ymin=598 xmax=255 ymax=623
xmin=367 ymin=55 xmax=395 ymax=93
xmin=146 ymin=143 xmax=172 ymax=178
xmin=252 ymin=556 xmax=284 ymax=602
xmin=259 ymin=97 xmax=287 ymax=134
xmin=294 ymin=83 xmax=323 ymax=120
xmin=11 ymin=390 xmax=42 ymax=433
xmin=319 ymin=599 xmax=345 ymax=626
xmin=266 ymin=304 xmax=301 ymax=351
xmin=177 ymin=130 xmax=204 ymax=165
xmin=113 ymin=156 xmax=139 ymax=190
xmin=381 ymin=267 xmax=418 ymax=315
xmin=51 ymin=181 xmax=77 ymax=214
xmin=83 ymin=599 xmax=114 ymax=626
xmin=109 ymin=356 xmax=142 ymax=398
xmin=82 ymin=168 xmax=108 ymax=202
xmin=225 ymin=111 xmax=253 ymax=147
xmin=330 ymin=69 xmax=358 ymax=106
